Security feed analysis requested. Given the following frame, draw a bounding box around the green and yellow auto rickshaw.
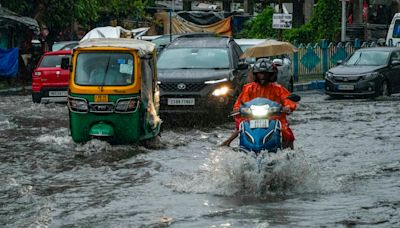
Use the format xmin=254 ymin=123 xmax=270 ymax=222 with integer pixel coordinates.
xmin=63 ymin=38 xmax=161 ymax=144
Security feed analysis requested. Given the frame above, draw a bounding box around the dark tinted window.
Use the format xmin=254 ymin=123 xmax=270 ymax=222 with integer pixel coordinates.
xmin=158 ymin=48 xmax=230 ymax=69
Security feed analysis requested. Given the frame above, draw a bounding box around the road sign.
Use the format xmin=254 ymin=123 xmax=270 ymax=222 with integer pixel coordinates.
xmin=273 ymin=13 xmax=292 ymax=29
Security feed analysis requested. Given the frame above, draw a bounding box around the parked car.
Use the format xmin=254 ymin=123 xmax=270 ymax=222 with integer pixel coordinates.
xmin=325 ymin=47 xmax=400 ymax=98
xmin=31 ymin=50 xmax=71 ymax=103
xmin=235 ymin=38 xmax=294 ymax=91
xmin=52 ymin=41 xmax=79 ymax=51
xmin=157 ymin=33 xmax=248 ymax=117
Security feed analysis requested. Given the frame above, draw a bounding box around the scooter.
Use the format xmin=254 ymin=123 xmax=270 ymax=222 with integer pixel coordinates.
xmin=231 ymin=94 xmax=300 ymax=171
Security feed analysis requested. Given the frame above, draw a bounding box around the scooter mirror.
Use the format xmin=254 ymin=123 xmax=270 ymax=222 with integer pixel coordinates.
xmin=287 ymin=94 xmax=301 ymax=102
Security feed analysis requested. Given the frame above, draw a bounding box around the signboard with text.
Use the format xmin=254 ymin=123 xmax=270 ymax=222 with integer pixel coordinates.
xmin=273 ymin=14 xmax=292 ymax=29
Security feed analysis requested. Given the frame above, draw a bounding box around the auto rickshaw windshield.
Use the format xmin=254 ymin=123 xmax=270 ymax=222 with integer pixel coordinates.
xmin=75 ymin=52 xmax=135 ymax=86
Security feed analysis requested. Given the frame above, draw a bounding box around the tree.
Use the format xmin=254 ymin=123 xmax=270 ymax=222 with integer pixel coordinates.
xmin=284 ymin=0 xmax=341 ymax=43
xmin=309 ymin=0 xmax=341 ymax=41
xmin=240 ymin=6 xmax=276 ymax=39
xmin=0 ymin=0 xmax=148 ymax=40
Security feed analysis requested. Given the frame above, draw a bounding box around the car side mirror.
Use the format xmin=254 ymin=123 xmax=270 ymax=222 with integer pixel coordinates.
xmin=391 ymin=60 xmax=400 ymax=66
xmin=287 ymin=94 xmax=301 ymax=102
xmin=336 ymin=60 xmax=343 ymax=65
xmin=61 ymin=57 xmax=70 ymax=70
xmin=237 ymin=61 xmax=249 ymax=70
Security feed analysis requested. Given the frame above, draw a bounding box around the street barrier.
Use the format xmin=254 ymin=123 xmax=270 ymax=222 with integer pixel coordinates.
xmin=292 ymin=39 xmax=379 ymax=83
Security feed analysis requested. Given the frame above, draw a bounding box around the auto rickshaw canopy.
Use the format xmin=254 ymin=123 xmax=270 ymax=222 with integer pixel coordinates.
xmin=77 ymin=38 xmax=156 ymax=57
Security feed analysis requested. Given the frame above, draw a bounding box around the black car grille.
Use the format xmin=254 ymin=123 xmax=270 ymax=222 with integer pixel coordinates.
xmin=159 ymin=82 xmax=207 ymax=92
xmin=333 ymin=75 xmax=362 ymax=82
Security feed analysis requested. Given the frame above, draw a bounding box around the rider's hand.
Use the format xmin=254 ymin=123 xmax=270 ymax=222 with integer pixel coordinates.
xmin=282 ymin=106 xmax=292 ymax=114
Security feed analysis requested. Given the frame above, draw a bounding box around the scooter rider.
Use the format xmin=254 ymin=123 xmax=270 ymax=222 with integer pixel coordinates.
xmin=221 ymin=58 xmax=297 ymax=149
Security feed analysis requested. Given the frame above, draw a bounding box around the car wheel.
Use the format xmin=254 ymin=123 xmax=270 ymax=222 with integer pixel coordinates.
xmin=32 ymin=93 xmax=41 ymax=103
xmin=380 ymin=80 xmax=390 ymax=97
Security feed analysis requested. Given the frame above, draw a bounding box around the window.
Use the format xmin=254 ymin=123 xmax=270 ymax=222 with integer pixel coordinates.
xmin=393 ymin=19 xmax=400 ymax=38
xmin=40 ymin=55 xmax=70 ymax=68
xmin=157 ymin=48 xmax=230 ymax=70
xmin=75 ymin=52 xmax=134 ymax=86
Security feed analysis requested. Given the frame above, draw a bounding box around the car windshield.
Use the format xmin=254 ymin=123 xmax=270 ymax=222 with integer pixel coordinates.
xmin=157 ymin=48 xmax=230 ymax=69
xmin=52 ymin=42 xmax=78 ymax=51
xmin=39 ymin=55 xmax=70 ymax=67
xmin=346 ymin=50 xmax=390 ymax=66
xmin=75 ymin=52 xmax=134 ymax=86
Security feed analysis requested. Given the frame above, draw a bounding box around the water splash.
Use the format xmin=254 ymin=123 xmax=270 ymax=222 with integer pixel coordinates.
xmin=0 ymin=119 xmax=17 ymax=130
xmin=36 ymin=128 xmax=72 ymax=147
xmin=164 ymin=147 xmax=320 ymax=197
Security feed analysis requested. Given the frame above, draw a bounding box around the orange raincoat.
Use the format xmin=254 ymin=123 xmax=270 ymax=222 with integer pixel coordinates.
xmin=233 ymin=82 xmax=297 ymax=142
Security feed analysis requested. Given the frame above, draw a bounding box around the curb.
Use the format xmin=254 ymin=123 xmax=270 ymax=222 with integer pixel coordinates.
xmin=294 ymin=80 xmax=325 ymax=92
xmin=0 ymin=86 xmax=32 ymax=95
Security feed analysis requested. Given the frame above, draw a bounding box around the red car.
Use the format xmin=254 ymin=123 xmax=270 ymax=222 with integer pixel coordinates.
xmin=31 ymin=50 xmax=71 ymax=103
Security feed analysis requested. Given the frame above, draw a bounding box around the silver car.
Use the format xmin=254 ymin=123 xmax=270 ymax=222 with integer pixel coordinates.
xmin=235 ymin=38 xmax=294 ymax=91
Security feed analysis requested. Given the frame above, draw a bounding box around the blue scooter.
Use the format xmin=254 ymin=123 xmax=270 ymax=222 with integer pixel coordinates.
xmin=229 ymin=94 xmax=300 ymax=171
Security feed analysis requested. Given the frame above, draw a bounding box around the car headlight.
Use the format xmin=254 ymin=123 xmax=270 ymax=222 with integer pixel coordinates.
xmin=325 ymin=72 xmax=333 ymax=80
xmin=212 ymin=86 xmax=230 ymax=96
xmin=363 ymin=72 xmax=379 ymax=80
xmin=250 ymin=104 xmax=270 ymax=117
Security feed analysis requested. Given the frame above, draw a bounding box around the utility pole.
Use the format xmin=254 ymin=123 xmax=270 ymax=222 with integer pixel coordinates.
xmin=278 ymin=0 xmax=283 ymax=40
xmin=169 ymin=0 xmax=175 ymax=42
xmin=341 ymin=0 xmax=347 ymax=42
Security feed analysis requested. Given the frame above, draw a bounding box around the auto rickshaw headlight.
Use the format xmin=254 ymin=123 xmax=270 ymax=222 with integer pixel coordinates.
xmin=68 ymin=97 xmax=88 ymax=113
xmin=115 ymin=98 xmax=139 ymax=113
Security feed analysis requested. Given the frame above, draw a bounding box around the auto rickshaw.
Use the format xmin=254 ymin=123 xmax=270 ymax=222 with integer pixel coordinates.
xmin=62 ymin=38 xmax=161 ymax=144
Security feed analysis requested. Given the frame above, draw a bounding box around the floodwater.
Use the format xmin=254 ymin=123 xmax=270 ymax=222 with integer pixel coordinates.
xmin=0 ymin=91 xmax=399 ymax=227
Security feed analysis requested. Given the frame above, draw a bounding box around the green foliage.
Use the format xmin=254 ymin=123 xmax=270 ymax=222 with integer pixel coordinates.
xmin=309 ymin=0 xmax=341 ymax=41
xmin=0 ymin=0 xmax=148 ymax=30
xmin=240 ymin=6 xmax=276 ymax=39
xmin=283 ymin=24 xmax=314 ymax=43
xmin=283 ymin=0 xmax=341 ymax=43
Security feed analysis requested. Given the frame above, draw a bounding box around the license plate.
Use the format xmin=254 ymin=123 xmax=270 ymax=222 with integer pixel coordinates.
xmin=49 ymin=91 xmax=67 ymax=97
xmin=337 ymin=84 xmax=354 ymax=91
xmin=250 ymin=119 xmax=269 ymax=129
xmin=167 ymin=98 xmax=195 ymax=106
xmin=94 ymin=95 xmax=108 ymax=102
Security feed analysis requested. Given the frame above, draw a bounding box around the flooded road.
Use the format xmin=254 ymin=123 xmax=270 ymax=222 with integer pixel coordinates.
xmin=1 ymin=91 xmax=399 ymax=227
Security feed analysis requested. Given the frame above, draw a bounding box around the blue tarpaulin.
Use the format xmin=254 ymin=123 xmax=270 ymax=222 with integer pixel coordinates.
xmin=0 ymin=48 xmax=18 ymax=77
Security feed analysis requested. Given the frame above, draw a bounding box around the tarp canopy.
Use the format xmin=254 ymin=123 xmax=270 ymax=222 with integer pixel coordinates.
xmin=176 ymin=11 xmax=231 ymax=25
xmin=155 ymin=12 xmax=232 ymax=36
xmin=0 ymin=48 xmax=18 ymax=77
xmin=77 ymin=38 xmax=155 ymax=57
xmin=80 ymin=26 xmax=134 ymax=41
xmin=0 ymin=7 xmax=40 ymax=35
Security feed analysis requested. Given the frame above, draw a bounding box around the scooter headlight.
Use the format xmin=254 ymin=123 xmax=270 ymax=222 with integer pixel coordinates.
xmin=212 ymin=86 xmax=230 ymax=96
xmin=250 ymin=104 xmax=270 ymax=117
xmin=68 ymin=97 xmax=88 ymax=113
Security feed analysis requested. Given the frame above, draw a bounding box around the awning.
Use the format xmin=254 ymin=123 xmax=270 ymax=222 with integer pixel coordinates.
xmin=0 ymin=7 xmax=40 ymax=35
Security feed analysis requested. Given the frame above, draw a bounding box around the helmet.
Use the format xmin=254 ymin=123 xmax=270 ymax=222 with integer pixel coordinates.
xmin=252 ymin=58 xmax=277 ymax=85
xmin=253 ymin=58 xmax=277 ymax=73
